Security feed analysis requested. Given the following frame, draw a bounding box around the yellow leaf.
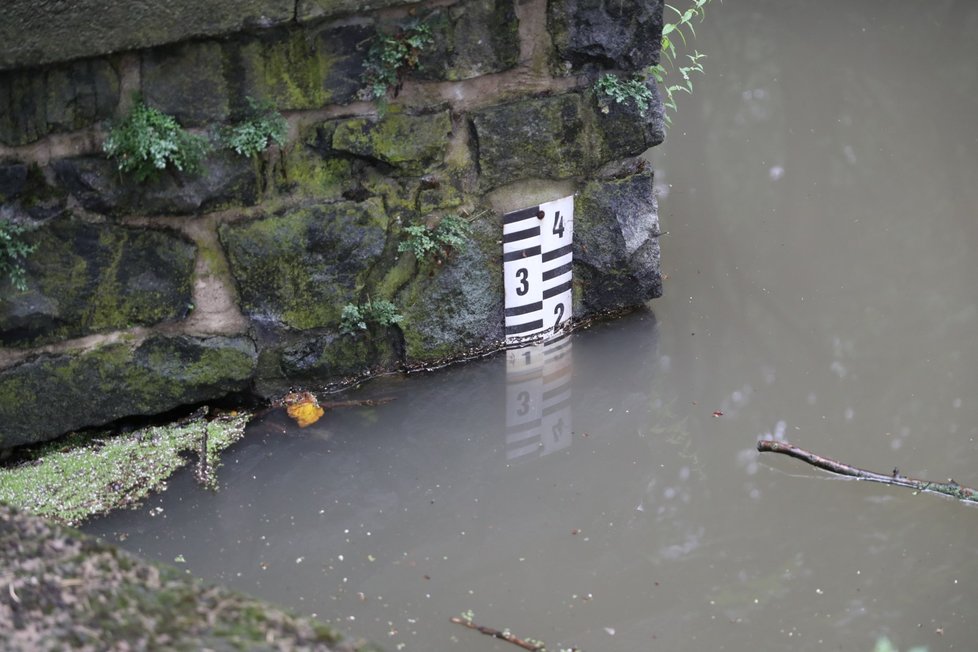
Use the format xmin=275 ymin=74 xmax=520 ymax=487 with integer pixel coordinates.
xmin=286 ymin=395 xmax=325 ymax=428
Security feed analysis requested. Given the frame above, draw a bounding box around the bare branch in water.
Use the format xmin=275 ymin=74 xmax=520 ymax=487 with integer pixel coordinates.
xmin=756 ymin=440 xmax=978 ymax=503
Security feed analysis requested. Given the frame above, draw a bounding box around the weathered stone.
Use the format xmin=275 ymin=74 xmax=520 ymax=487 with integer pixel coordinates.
xmin=0 ymin=162 xmax=28 ymax=201
xmin=219 ymin=199 xmax=389 ymax=331
xmin=470 ymin=93 xmax=589 ymax=189
xmin=280 ymin=330 xmax=401 ymax=379
xmin=0 ymin=1 xmax=294 ymax=71
xmin=52 ymin=150 xmax=257 ymax=217
xmin=0 ymin=335 xmax=257 ymax=449
xmin=574 ymin=171 xmax=662 ymax=313
xmin=589 ymin=81 xmax=665 ymax=163
xmin=413 ymin=0 xmax=520 ymax=81
xmin=142 ymin=41 xmax=229 ymax=127
xmin=398 ymin=219 xmax=504 ymax=362
xmin=332 ymin=110 xmax=453 ymax=176
xmin=0 ymin=59 xmax=119 ymax=146
xmin=0 ymin=165 xmax=68 ymax=222
xmin=231 ymin=23 xmax=371 ymax=111
xmin=0 ymin=219 xmax=195 ymax=347
xmin=548 ymin=0 xmax=663 ymax=71
xmin=576 ymin=177 xmax=660 ymax=311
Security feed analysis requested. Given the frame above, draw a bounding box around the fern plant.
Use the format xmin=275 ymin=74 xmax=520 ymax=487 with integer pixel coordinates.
xmin=103 ymin=100 xmax=210 ymax=182
xmin=397 ymin=214 xmax=470 ymax=264
xmin=594 ymin=73 xmax=655 ymax=115
xmin=221 ymin=97 xmax=287 ymax=158
xmin=360 ymin=20 xmax=434 ymax=102
xmin=0 ymin=218 xmax=36 ymax=292
xmin=340 ymin=299 xmax=404 ymax=335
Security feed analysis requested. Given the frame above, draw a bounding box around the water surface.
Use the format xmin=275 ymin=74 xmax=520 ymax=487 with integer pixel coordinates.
xmin=86 ymin=1 xmax=978 ymax=650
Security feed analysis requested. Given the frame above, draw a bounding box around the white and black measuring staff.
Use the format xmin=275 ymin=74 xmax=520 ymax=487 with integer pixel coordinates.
xmin=502 ymin=195 xmax=574 ymax=344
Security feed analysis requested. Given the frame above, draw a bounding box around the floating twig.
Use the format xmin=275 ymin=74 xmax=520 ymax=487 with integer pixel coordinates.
xmin=450 ymin=616 xmax=550 ymax=651
xmin=756 ymin=439 xmax=978 ymax=503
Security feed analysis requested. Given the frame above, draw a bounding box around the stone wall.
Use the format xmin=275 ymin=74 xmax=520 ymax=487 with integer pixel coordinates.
xmin=0 ymin=0 xmax=665 ymax=448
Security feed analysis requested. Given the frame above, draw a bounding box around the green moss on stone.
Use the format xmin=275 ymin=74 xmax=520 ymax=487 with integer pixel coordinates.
xmin=219 ymin=199 xmax=389 ymax=331
xmin=470 ymin=93 xmax=591 ymax=189
xmin=0 ymin=414 xmax=250 ymax=525
xmin=0 ymin=220 xmax=196 ymax=347
xmin=0 ymin=335 xmax=257 ymax=449
xmin=332 ymin=110 xmax=453 ymax=176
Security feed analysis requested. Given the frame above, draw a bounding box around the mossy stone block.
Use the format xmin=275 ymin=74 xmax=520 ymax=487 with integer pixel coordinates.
xmin=413 ymin=0 xmax=520 ymax=82
xmin=332 ymin=110 xmax=453 ymax=176
xmin=470 ymin=93 xmax=589 ymax=189
xmin=398 ymin=219 xmax=503 ymax=362
xmin=0 ymin=219 xmax=195 ymax=347
xmin=219 ymin=199 xmax=388 ymax=331
xmin=574 ymin=171 xmax=662 ymax=314
xmin=142 ymin=41 xmax=229 ymax=127
xmin=548 ymin=0 xmax=664 ymax=72
xmin=0 ymin=335 xmax=257 ymax=449
xmin=0 ymin=59 xmax=119 ymax=146
xmin=231 ymin=23 xmax=370 ymax=111
xmin=52 ymin=151 xmax=257 ymax=217
xmin=280 ymin=331 xmax=401 ymax=380
xmin=589 ymin=81 xmax=665 ymax=164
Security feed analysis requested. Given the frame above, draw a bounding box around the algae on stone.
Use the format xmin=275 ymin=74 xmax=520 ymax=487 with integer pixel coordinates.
xmin=0 ymin=218 xmax=195 ymax=347
xmin=470 ymin=94 xmax=590 ymax=189
xmin=332 ymin=110 xmax=453 ymax=176
xmin=232 ymin=23 xmax=371 ymax=111
xmin=0 ymin=504 xmax=377 ymax=651
xmin=219 ymin=199 xmax=388 ymax=331
xmin=412 ymin=0 xmax=520 ymax=81
xmin=0 ymin=335 xmax=257 ymax=448
xmin=398 ymin=217 xmax=504 ymax=362
xmin=0 ymin=414 xmax=250 ymax=525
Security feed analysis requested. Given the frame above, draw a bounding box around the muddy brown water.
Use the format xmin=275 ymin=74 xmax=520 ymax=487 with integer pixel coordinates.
xmin=84 ymin=0 xmax=978 ymax=649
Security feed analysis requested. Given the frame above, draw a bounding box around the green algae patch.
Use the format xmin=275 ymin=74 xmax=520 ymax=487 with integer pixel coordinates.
xmin=469 ymin=93 xmax=591 ymax=189
xmin=0 ymin=504 xmax=377 ymax=651
xmin=0 ymin=219 xmax=196 ymax=347
xmin=0 ymin=413 xmax=251 ymax=526
xmin=332 ymin=110 xmax=453 ymax=176
xmin=219 ymin=200 xmax=388 ymax=331
xmin=0 ymin=335 xmax=257 ymax=449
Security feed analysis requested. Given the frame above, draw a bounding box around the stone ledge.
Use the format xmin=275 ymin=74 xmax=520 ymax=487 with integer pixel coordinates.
xmin=0 ymin=0 xmax=295 ymax=71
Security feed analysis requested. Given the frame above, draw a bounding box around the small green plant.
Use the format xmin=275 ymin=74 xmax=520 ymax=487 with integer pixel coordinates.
xmin=102 ymin=99 xmax=210 ymax=182
xmin=360 ymin=19 xmax=434 ymax=102
xmin=221 ymin=97 xmax=288 ymax=158
xmin=648 ymin=0 xmax=716 ymax=125
xmin=0 ymin=218 xmax=36 ymax=292
xmin=340 ymin=299 xmax=404 ymax=335
xmin=594 ymin=73 xmax=655 ymax=115
xmin=398 ymin=214 xmax=471 ymax=263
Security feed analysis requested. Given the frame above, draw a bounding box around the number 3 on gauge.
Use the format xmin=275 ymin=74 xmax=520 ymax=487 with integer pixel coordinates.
xmin=515 ymin=268 xmax=529 ymax=296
